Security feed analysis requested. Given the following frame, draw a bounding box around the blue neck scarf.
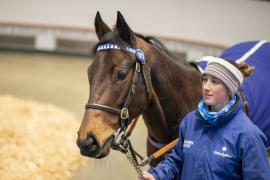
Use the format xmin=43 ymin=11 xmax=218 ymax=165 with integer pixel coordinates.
xmin=198 ymin=96 xmax=237 ymax=125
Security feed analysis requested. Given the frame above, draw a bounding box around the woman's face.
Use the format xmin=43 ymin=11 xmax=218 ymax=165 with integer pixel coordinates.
xmin=202 ymin=74 xmax=230 ymax=111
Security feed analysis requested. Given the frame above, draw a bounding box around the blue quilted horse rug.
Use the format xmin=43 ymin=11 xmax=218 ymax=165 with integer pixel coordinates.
xmin=197 ymin=40 xmax=270 ymax=149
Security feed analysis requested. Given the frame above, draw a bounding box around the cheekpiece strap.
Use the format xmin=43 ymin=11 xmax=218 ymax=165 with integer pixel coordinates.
xmin=97 ymin=43 xmax=146 ymax=63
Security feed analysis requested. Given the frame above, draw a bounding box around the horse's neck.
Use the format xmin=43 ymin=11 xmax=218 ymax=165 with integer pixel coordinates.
xmin=143 ymin=49 xmax=202 ymax=144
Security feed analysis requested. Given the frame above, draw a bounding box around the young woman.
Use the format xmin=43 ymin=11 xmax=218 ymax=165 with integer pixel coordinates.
xmin=139 ymin=56 xmax=270 ymax=180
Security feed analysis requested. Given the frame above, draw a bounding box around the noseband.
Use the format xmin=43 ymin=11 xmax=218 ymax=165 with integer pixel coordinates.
xmin=85 ymin=43 xmax=151 ymax=152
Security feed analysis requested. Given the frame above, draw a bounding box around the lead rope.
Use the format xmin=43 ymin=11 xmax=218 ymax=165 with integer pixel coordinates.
xmin=126 ymin=122 xmax=143 ymax=176
xmin=112 ymin=117 xmax=143 ymax=175
xmin=126 ymin=150 xmax=143 ymax=176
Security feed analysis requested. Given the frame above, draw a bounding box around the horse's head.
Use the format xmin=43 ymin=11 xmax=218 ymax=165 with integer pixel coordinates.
xmin=77 ymin=11 xmax=152 ymax=158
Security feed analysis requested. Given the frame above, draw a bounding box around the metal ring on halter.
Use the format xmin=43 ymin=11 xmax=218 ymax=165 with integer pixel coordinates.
xmin=113 ymin=128 xmax=122 ymax=140
xmin=112 ymin=128 xmax=129 ymax=153
xmin=112 ymin=128 xmax=123 ymax=146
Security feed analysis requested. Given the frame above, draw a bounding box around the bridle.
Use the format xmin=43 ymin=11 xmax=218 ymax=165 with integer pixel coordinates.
xmin=85 ymin=43 xmax=151 ymax=153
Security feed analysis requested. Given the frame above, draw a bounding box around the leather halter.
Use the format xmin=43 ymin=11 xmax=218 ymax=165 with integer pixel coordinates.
xmin=85 ymin=43 xmax=150 ymax=151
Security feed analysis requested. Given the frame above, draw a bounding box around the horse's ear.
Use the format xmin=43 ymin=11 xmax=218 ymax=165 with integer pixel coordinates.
xmin=116 ymin=11 xmax=135 ymax=44
xmin=94 ymin=11 xmax=112 ymax=40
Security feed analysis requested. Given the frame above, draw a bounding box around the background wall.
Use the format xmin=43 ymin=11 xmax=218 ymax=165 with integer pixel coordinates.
xmin=1 ymin=0 xmax=270 ymax=46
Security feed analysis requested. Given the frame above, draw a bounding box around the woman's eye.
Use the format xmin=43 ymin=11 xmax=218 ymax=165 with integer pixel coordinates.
xmin=212 ymin=80 xmax=220 ymax=85
xmin=117 ymin=71 xmax=127 ymax=81
xmin=202 ymin=77 xmax=207 ymax=82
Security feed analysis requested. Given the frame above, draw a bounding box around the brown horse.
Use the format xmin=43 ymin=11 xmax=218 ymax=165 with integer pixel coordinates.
xmin=76 ymin=11 xmax=202 ymax=166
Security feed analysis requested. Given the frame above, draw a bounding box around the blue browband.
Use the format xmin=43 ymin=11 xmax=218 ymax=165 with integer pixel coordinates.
xmin=97 ymin=43 xmax=146 ymax=63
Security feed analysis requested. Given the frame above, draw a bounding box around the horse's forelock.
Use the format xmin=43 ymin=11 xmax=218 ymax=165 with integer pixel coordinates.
xmin=91 ymin=31 xmax=131 ymax=57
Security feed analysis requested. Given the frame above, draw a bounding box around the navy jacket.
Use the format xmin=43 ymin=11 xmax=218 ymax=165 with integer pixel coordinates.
xmin=148 ymin=99 xmax=270 ymax=180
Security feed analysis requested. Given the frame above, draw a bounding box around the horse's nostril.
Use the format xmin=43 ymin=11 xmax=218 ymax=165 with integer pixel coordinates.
xmin=85 ymin=137 xmax=94 ymax=146
xmin=78 ymin=135 xmax=99 ymax=153
xmin=87 ymin=135 xmax=99 ymax=149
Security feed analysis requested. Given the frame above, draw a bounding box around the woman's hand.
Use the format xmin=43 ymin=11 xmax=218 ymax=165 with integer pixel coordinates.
xmin=139 ymin=171 xmax=155 ymax=180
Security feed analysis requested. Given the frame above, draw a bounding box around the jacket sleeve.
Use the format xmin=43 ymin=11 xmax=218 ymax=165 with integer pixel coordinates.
xmin=148 ymin=114 xmax=189 ymax=180
xmin=240 ymin=129 xmax=270 ymax=180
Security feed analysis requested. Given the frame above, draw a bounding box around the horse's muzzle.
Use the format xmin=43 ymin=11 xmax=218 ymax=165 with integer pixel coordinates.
xmin=77 ymin=134 xmax=101 ymax=157
xmin=76 ymin=134 xmax=113 ymax=158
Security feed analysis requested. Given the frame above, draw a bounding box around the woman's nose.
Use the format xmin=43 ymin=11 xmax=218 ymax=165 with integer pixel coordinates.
xmin=203 ymin=81 xmax=211 ymax=91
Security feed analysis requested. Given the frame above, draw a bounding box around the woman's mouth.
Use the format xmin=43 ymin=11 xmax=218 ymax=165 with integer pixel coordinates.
xmin=204 ymin=94 xmax=213 ymax=98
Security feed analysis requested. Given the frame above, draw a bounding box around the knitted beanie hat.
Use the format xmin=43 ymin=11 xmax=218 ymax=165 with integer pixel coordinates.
xmin=201 ymin=56 xmax=244 ymax=96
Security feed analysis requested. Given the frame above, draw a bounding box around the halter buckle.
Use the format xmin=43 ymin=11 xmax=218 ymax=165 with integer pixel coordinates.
xmin=121 ymin=108 xmax=129 ymax=119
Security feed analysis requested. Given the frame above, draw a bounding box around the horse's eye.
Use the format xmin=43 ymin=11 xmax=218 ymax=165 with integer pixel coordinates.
xmin=117 ymin=71 xmax=127 ymax=81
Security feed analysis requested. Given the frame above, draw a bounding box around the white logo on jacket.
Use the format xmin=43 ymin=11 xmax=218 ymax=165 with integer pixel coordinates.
xmin=183 ymin=140 xmax=194 ymax=148
xmin=214 ymin=146 xmax=232 ymax=158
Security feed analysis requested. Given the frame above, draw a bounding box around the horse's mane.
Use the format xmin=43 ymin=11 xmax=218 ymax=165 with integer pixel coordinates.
xmin=135 ymin=33 xmax=192 ymax=66
xmin=135 ymin=33 xmax=178 ymax=60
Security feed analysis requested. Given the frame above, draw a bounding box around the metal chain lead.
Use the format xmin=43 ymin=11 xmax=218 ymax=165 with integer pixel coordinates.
xmin=126 ymin=150 xmax=143 ymax=176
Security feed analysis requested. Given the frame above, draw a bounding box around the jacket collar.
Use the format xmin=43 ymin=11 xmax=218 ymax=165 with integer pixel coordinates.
xmin=195 ymin=95 xmax=242 ymax=127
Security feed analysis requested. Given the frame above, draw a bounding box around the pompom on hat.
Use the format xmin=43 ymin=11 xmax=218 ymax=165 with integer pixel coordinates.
xmin=199 ymin=56 xmax=244 ymax=96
